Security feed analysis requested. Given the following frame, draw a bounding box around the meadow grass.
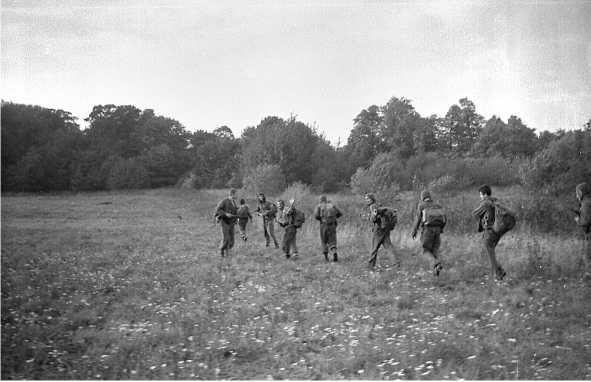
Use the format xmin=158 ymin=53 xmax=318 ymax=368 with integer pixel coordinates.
xmin=1 ymin=188 xmax=590 ymax=379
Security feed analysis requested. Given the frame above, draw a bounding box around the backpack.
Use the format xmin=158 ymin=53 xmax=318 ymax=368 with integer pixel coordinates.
xmin=321 ymin=203 xmax=339 ymax=225
xmin=377 ymin=207 xmax=397 ymax=231
xmin=493 ymin=202 xmax=517 ymax=236
xmin=293 ymin=209 xmax=306 ymax=228
xmin=422 ymin=203 xmax=446 ymax=227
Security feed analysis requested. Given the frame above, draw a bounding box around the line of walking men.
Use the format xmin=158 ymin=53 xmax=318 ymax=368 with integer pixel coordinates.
xmin=214 ymin=182 xmax=591 ymax=280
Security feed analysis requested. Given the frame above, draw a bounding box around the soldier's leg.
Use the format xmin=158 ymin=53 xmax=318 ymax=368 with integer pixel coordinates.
xmin=484 ymin=230 xmax=505 ymax=280
xmin=220 ymin=221 xmax=231 ymax=256
xmin=292 ymin=230 xmax=298 ymax=256
xmin=238 ymin=221 xmax=247 ymax=241
xmin=327 ymin=225 xmax=338 ymax=261
xmin=369 ymin=231 xmax=384 ymax=268
xmin=421 ymin=227 xmax=442 ymax=275
xmin=320 ymin=225 xmax=329 ymax=261
xmin=227 ymin=223 xmax=235 ymax=257
xmin=268 ymin=220 xmax=279 ymax=248
xmin=283 ymin=227 xmax=296 ymax=258
xmin=383 ymin=231 xmax=401 ymax=268
xmin=263 ymin=218 xmax=270 ymax=246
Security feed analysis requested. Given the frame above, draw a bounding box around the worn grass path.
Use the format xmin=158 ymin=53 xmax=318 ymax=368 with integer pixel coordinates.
xmin=2 ymin=188 xmax=590 ymax=379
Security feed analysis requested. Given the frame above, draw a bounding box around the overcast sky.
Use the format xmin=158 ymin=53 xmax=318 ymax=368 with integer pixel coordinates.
xmin=2 ymin=0 xmax=590 ymax=144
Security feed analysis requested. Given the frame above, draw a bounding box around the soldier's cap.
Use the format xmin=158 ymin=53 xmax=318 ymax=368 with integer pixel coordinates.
xmin=420 ymin=190 xmax=431 ymax=201
xmin=229 ymin=188 xmax=236 ymax=195
xmin=365 ymin=193 xmax=376 ymax=202
xmin=576 ymin=182 xmax=590 ymax=198
xmin=319 ymin=195 xmax=327 ymax=203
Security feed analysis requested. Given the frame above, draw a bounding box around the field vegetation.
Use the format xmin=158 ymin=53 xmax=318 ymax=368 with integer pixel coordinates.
xmin=2 ymin=187 xmax=590 ymax=379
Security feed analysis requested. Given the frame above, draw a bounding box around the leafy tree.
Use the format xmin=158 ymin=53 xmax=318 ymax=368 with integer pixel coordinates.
xmin=442 ymin=98 xmax=483 ymax=154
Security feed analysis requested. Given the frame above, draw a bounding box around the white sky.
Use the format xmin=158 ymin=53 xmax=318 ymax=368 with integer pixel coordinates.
xmin=2 ymin=0 xmax=590 ymax=145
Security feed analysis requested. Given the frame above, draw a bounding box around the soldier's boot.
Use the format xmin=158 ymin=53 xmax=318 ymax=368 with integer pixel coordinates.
xmin=324 ymin=253 xmax=329 ymax=262
xmin=433 ymin=262 xmax=443 ymax=277
xmin=496 ymin=266 xmax=506 ymax=281
xmin=333 ymin=253 xmax=338 ymax=262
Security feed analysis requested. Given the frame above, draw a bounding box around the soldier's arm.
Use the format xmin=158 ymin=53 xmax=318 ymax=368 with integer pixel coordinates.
xmin=411 ymin=205 xmax=422 ymax=236
xmin=472 ymin=202 xmax=487 ymax=218
xmin=314 ymin=206 xmax=321 ymax=221
xmin=335 ymin=206 xmax=343 ymax=219
xmin=214 ymin=200 xmax=226 ymax=218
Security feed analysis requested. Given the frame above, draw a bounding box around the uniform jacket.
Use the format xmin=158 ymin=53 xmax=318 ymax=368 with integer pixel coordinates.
xmin=412 ymin=199 xmax=446 ymax=235
xmin=472 ymin=196 xmax=497 ymax=231
xmin=215 ymin=198 xmax=238 ymax=224
xmin=256 ymin=201 xmax=277 ymax=219
xmin=236 ymin=205 xmax=253 ymax=222
xmin=314 ymin=202 xmax=343 ymax=225
xmin=280 ymin=207 xmax=298 ymax=228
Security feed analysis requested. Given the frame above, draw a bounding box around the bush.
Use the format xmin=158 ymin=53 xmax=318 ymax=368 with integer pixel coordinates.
xmin=242 ymin=164 xmax=286 ymax=196
xmin=106 ymin=157 xmax=150 ymax=190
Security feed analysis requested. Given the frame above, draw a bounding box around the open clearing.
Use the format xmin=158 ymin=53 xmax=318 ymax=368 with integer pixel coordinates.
xmin=2 ymin=188 xmax=590 ymax=379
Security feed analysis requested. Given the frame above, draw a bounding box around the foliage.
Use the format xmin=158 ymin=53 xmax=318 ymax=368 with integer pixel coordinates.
xmin=106 ymin=157 xmax=150 ymax=190
xmin=242 ymin=163 xmax=286 ymax=196
xmin=523 ymin=129 xmax=591 ymax=195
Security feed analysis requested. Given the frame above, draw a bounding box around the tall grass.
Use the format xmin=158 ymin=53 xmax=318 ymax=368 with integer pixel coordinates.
xmin=2 ymin=188 xmax=590 ymax=380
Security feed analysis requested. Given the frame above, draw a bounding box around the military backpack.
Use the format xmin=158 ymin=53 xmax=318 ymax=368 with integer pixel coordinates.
xmin=377 ymin=207 xmax=397 ymax=231
xmin=493 ymin=202 xmax=517 ymax=236
xmin=321 ymin=203 xmax=339 ymax=225
xmin=422 ymin=203 xmax=446 ymax=227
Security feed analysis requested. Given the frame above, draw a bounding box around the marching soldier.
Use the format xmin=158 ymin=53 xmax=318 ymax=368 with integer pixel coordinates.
xmin=365 ymin=193 xmax=401 ymax=270
xmin=214 ymin=189 xmax=238 ymax=257
xmin=236 ymin=198 xmax=253 ymax=241
xmin=255 ymin=193 xmax=279 ymax=248
xmin=411 ymin=190 xmax=447 ymax=276
xmin=314 ymin=195 xmax=342 ymax=262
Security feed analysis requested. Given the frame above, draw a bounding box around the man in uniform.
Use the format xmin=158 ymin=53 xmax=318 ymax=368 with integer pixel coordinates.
xmin=365 ymin=193 xmax=401 ymax=269
xmin=575 ymin=182 xmax=591 ymax=270
xmin=278 ymin=199 xmax=301 ymax=259
xmin=411 ymin=190 xmax=446 ymax=276
xmin=472 ymin=184 xmax=506 ymax=281
xmin=255 ymin=193 xmax=279 ymax=248
xmin=214 ymin=188 xmax=238 ymax=257
xmin=314 ymin=195 xmax=342 ymax=262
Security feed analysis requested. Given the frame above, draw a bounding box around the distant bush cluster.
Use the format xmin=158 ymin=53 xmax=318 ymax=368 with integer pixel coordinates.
xmin=2 ymin=99 xmax=589 ymax=195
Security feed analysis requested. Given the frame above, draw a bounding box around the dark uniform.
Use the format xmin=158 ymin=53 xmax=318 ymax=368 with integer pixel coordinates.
xmin=256 ymin=194 xmax=279 ymax=248
xmin=214 ymin=195 xmax=238 ymax=256
xmin=314 ymin=196 xmax=342 ymax=262
xmin=575 ymin=182 xmax=591 ymax=269
xmin=236 ymin=203 xmax=253 ymax=241
xmin=279 ymin=205 xmax=299 ymax=258
xmin=472 ymin=193 xmax=506 ymax=280
xmin=411 ymin=191 xmax=446 ymax=275
xmin=365 ymin=194 xmax=401 ymax=269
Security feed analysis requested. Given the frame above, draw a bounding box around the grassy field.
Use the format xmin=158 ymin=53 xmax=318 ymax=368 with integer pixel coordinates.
xmin=2 ymin=188 xmax=590 ymax=379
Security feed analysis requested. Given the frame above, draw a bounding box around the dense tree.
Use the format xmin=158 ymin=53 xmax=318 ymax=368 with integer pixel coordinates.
xmin=473 ymin=115 xmax=538 ymax=158
xmin=442 ymin=98 xmax=483 ymax=154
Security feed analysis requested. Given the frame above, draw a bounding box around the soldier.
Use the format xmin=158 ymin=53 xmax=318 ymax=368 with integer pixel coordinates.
xmin=214 ymin=188 xmax=238 ymax=257
xmin=314 ymin=195 xmax=343 ymax=262
xmin=365 ymin=193 xmax=401 ymax=270
xmin=278 ymin=199 xmax=304 ymax=259
xmin=472 ymin=185 xmax=507 ymax=281
xmin=411 ymin=190 xmax=447 ymax=276
xmin=255 ymin=193 xmax=279 ymax=248
xmin=575 ymin=182 xmax=591 ymax=270
xmin=236 ymin=198 xmax=253 ymax=241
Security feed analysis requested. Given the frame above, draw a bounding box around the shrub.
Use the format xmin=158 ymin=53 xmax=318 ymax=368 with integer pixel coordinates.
xmin=242 ymin=164 xmax=286 ymax=196
xmin=106 ymin=157 xmax=150 ymax=190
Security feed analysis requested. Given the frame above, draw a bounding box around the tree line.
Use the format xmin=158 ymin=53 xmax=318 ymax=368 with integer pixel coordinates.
xmin=1 ymin=98 xmax=589 ymax=195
